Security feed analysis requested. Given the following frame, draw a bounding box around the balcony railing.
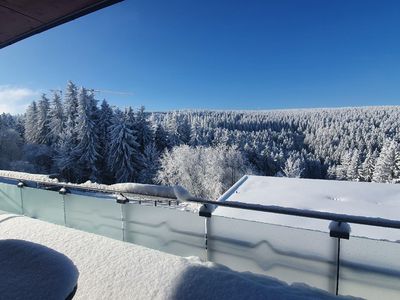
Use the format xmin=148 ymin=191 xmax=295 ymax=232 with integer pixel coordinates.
xmin=0 ymin=176 xmax=399 ymax=299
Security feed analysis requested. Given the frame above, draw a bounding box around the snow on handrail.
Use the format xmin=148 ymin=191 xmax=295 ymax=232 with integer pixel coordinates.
xmin=1 ymin=174 xmax=400 ymax=230
xmin=0 ymin=174 xmax=176 ymax=199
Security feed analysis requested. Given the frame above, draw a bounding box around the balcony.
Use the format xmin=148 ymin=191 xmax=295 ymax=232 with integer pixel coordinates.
xmin=0 ymin=176 xmax=399 ymax=299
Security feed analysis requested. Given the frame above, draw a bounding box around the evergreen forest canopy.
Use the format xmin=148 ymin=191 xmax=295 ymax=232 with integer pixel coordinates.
xmin=1 ymin=81 xmax=400 ymax=199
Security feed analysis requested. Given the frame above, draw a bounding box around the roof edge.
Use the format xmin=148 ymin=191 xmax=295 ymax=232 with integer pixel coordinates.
xmin=0 ymin=0 xmax=123 ymax=49
xmin=217 ymin=175 xmax=249 ymax=202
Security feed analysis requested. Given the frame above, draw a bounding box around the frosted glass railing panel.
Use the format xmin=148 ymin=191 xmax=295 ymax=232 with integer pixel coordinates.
xmin=0 ymin=182 xmax=22 ymax=214
xmin=125 ymin=204 xmax=205 ymax=259
xmin=339 ymin=237 xmax=400 ymax=299
xmin=21 ymin=187 xmax=64 ymax=224
xmin=208 ymin=216 xmax=337 ymax=293
xmin=64 ymin=193 xmax=122 ymax=240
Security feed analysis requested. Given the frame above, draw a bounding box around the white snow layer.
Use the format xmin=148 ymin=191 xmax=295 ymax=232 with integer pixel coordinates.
xmin=0 ymin=170 xmax=59 ymax=183
xmin=0 ymin=213 xmax=355 ymax=300
xmin=215 ymin=175 xmax=400 ymax=241
xmin=0 ymin=239 xmax=78 ymax=299
xmin=0 ymin=170 xmax=176 ymax=198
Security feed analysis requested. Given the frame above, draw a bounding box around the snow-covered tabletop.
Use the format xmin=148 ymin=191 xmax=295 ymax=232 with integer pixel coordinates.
xmin=0 ymin=239 xmax=78 ymax=299
xmin=0 ymin=212 xmax=355 ymax=300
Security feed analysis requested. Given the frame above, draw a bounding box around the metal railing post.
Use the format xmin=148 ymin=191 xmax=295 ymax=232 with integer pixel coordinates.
xmin=329 ymin=221 xmax=350 ymax=296
xmin=116 ymin=194 xmax=129 ymax=242
xmin=17 ymin=181 xmax=24 ymax=215
xmin=59 ymin=187 xmax=68 ymax=226
xmin=199 ymin=204 xmax=212 ymax=261
xmin=335 ymin=238 xmax=341 ymax=295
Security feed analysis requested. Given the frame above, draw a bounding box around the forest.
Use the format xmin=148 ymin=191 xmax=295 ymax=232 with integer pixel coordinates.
xmin=1 ymin=81 xmax=400 ymax=199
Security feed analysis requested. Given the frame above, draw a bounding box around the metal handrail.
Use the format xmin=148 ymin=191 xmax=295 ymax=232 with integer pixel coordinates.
xmin=1 ymin=174 xmax=400 ymax=230
xmin=0 ymin=175 xmax=177 ymax=199
xmin=186 ymin=197 xmax=400 ymax=229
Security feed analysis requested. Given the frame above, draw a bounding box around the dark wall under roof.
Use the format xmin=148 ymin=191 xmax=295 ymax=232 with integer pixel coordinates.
xmin=0 ymin=0 xmax=122 ymax=49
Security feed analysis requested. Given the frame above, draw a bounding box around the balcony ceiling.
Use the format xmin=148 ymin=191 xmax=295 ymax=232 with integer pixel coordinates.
xmin=0 ymin=0 xmax=122 ymax=49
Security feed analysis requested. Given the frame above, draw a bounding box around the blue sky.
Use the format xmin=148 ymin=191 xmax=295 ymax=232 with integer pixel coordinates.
xmin=1 ymin=0 xmax=400 ymax=113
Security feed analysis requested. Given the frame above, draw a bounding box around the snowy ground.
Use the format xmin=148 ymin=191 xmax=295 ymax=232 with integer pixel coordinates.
xmin=0 ymin=212 xmax=356 ymax=300
xmin=215 ymin=175 xmax=400 ymax=241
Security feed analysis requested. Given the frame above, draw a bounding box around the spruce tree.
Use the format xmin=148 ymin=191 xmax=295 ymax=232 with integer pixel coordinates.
xmin=138 ymin=143 xmax=160 ymax=184
xmin=347 ymin=149 xmax=360 ymax=181
xmin=47 ymin=92 xmax=64 ymax=146
xmin=154 ymin=124 xmax=169 ymax=151
xmin=63 ymin=81 xmax=79 ymax=146
xmin=135 ymin=106 xmax=154 ymax=152
xmin=359 ymin=150 xmax=376 ymax=182
xmin=108 ymin=108 xmax=141 ymax=183
xmin=24 ymin=101 xmax=39 ymax=144
xmin=73 ymin=88 xmax=100 ymax=182
xmin=36 ymin=94 xmax=51 ymax=145
xmin=373 ymin=140 xmax=397 ymax=183
xmin=97 ymin=99 xmax=114 ymax=183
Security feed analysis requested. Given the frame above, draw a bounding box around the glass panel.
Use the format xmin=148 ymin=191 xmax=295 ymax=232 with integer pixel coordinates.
xmin=64 ymin=193 xmax=122 ymax=240
xmin=21 ymin=187 xmax=64 ymax=224
xmin=0 ymin=182 xmax=22 ymax=214
xmin=208 ymin=216 xmax=337 ymax=293
xmin=125 ymin=204 xmax=205 ymax=259
xmin=339 ymin=236 xmax=400 ymax=300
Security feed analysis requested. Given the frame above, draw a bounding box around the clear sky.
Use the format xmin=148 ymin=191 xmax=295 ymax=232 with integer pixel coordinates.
xmin=1 ymin=0 xmax=400 ymax=113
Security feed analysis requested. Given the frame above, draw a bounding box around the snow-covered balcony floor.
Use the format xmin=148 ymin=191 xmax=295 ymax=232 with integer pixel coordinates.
xmin=0 ymin=212 xmax=350 ymax=300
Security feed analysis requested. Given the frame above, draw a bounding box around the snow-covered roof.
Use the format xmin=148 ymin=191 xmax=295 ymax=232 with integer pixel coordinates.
xmin=0 ymin=212 xmax=349 ymax=300
xmin=214 ymin=175 xmax=400 ymax=241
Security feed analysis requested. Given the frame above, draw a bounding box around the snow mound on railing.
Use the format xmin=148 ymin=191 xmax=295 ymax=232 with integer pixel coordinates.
xmin=110 ymin=183 xmax=176 ymax=198
xmin=0 ymin=170 xmax=176 ymax=198
xmin=0 ymin=170 xmax=201 ymax=212
xmin=0 ymin=170 xmax=58 ymax=183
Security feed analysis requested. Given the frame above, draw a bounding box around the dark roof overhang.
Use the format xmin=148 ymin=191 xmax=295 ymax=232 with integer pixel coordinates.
xmin=0 ymin=0 xmax=122 ymax=49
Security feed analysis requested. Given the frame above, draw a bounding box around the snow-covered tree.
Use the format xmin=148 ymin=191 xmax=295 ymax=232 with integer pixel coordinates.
xmin=108 ymin=109 xmax=141 ymax=183
xmin=326 ymin=165 xmax=337 ymax=179
xmin=63 ymin=81 xmax=79 ymax=145
xmin=134 ymin=106 xmax=153 ymax=152
xmin=165 ymin=112 xmax=181 ymax=146
xmin=72 ymin=88 xmax=100 ymax=182
xmin=359 ymin=150 xmax=376 ymax=182
xmin=177 ymin=117 xmax=191 ymax=144
xmin=47 ymin=92 xmax=64 ymax=145
xmin=347 ymin=149 xmax=360 ymax=181
xmin=395 ymin=148 xmax=400 ymax=182
xmin=157 ymin=144 xmax=253 ymax=199
xmin=56 ymin=130 xmax=77 ymax=181
xmin=138 ymin=143 xmax=160 ymax=184
xmin=220 ymin=144 xmax=254 ymax=188
xmin=283 ymin=156 xmax=304 ymax=178
xmin=54 ymin=82 xmax=80 ymax=181
xmin=372 ymin=140 xmax=397 ymax=183
xmin=64 ymin=82 xmax=78 ymax=123
xmin=336 ymin=152 xmax=351 ymax=180
xmin=36 ymin=94 xmax=51 ymax=145
xmin=154 ymin=124 xmax=169 ymax=151
xmin=24 ymin=101 xmax=39 ymax=144
xmin=96 ymin=99 xmax=114 ymax=183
